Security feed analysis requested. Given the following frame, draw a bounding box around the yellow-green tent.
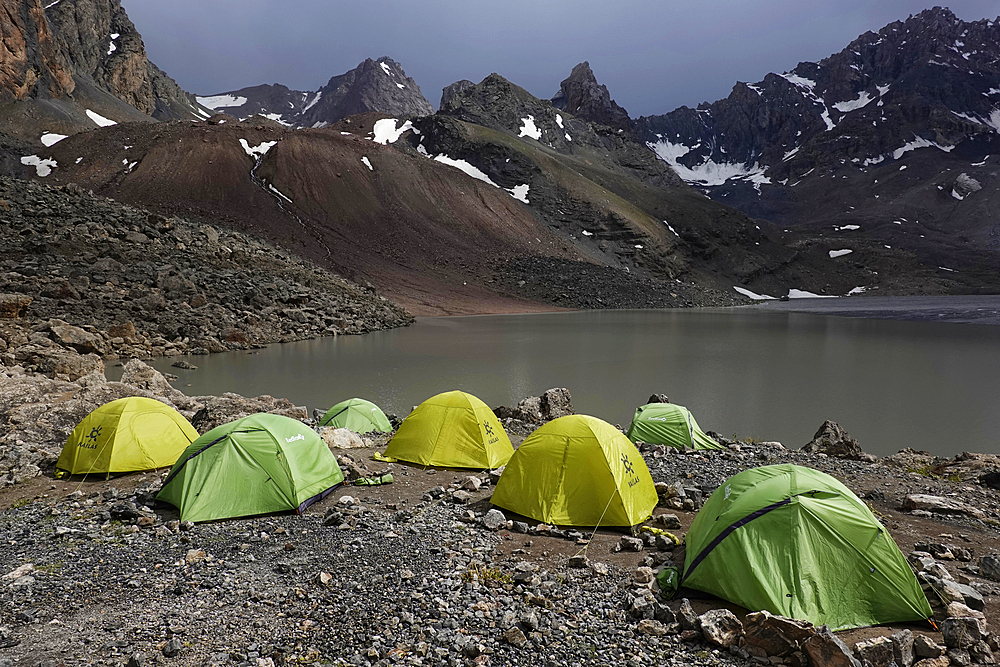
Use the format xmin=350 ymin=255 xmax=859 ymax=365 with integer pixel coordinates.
xmin=56 ymin=397 xmax=198 ymax=477
xmin=491 ymin=415 xmax=658 ymax=527
xmin=379 ymin=390 xmax=512 ymax=468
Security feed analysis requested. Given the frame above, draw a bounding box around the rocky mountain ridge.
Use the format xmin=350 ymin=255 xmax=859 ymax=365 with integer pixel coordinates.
xmin=196 ymin=57 xmax=434 ymax=128
xmin=632 ymin=7 xmax=1000 ymax=291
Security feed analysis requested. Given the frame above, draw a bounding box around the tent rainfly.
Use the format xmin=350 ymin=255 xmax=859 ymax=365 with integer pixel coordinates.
xmin=56 ymin=396 xmax=197 ymax=477
xmin=156 ymin=413 xmax=343 ymax=523
xmin=491 ymin=415 xmax=658 ymax=527
xmin=625 ymin=402 xmax=722 ymax=450
xmin=659 ymin=464 xmax=933 ymax=631
xmin=319 ymin=398 xmax=392 ymax=433
xmin=378 ymin=390 xmax=512 ymax=468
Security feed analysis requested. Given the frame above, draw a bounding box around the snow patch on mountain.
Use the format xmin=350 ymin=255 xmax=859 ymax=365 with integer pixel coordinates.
xmin=86 ymin=110 xmax=116 ymax=127
xmin=648 ymin=139 xmax=767 ymax=187
xmin=197 ymin=94 xmax=247 ymax=110
xmin=519 ymin=115 xmax=541 ymax=140
xmin=21 ymin=155 xmax=58 ymax=177
xmin=239 ymin=139 xmax=277 ymax=159
xmin=41 ymin=133 xmax=67 ymax=146
xmin=833 ymin=91 xmax=874 ymax=113
xmin=892 ymin=136 xmax=954 ymax=159
xmin=829 ymin=249 xmax=854 ymax=258
xmin=433 ymin=155 xmax=499 ymax=187
xmin=372 ymin=118 xmax=415 ymax=144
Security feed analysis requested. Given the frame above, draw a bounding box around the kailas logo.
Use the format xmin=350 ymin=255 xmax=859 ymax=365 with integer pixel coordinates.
xmin=79 ymin=426 xmax=101 ymax=449
xmin=484 ymin=421 xmax=499 ymax=445
xmin=285 ymin=434 xmax=305 ymax=443
xmin=647 ymin=417 xmax=668 ymax=422
xmin=724 ymin=484 xmax=732 ymax=500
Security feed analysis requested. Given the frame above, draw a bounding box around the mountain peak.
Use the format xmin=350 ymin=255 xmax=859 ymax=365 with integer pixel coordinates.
xmin=551 ymin=61 xmax=631 ymax=132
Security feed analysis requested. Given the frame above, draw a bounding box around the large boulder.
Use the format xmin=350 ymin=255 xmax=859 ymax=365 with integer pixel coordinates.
xmin=698 ymin=609 xmax=743 ymax=648
xmin=743 ymin=610 xmax=815 ymax=658
xmin=801 ymin=420 xmax=873 ymax=461
xmin=803 ymin=626 xmax=863 ymax=667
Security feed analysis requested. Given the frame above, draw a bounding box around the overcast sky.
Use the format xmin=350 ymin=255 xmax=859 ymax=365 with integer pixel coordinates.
xmin=121 ymin=1 xmax=1000 ymax=117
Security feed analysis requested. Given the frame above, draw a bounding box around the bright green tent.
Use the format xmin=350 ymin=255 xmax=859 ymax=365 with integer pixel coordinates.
xmin=319 ymin=398 xmax=391 ymax=433
xmin=156 ymin=413 xmax=343 ymax=523
xmin=56 ymin=397 xmax=197 ymax=477
xmin=379 ymin=390 xmax=512 ymax=468
xmin=664 ymin=464 xmax=932 ymax=631
xmin=625 ymin=402 xmax=722 ymax=450
xmin=491 ymin=415 xmax=658 ymax=527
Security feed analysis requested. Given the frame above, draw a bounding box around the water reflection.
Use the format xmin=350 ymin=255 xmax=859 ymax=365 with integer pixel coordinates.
xmin=123 ymin=309 xmax=1000 ymax=458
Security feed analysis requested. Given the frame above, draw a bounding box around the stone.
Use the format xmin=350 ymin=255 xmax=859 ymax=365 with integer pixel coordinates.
xmin=482 ymin=509 xmax=506 ymax=531
xmin=969 ymin=640 xmax=995 ymax=665
xmin=634 ymin=566 xmax=655 ymax=584
xmin=676 ymin=599 xmax=699 ymax=631
xmin=941 ymin=617 xmax=981 ymax=649
xmin=913 ymin=659 xmax=950 ymax=667
xmin=619 ymin=536 xmax=643 ymax=552
xmin=946 ymin=648 xmax=972 ymax=666
xmin=184 ymin=549 xmax=207 ymax=564
xmin=914 ymin=635 xmax=945 ymax=658
xmin=743 ymin=610 xmax=815 ymax=657
xmin=979 ymin=553 xmax=1000 ymax=582
xmin=163 ymin=637 xmax=183 ymax=657
xmin=890 ymin=629 xmax=914 ymax=667
xmin=567 ymin=555 xmax=588 ymax=568
xmin=461 ymin=476 xmax=481 ymax=491
xmin=944 ymin=601 xmax=986 ymax=633
xmin=853 ymin=636 xmax=894 ymax=667
xmin=637 ymin=619 xmax=669 ymax=636
xmin=653 ymin=513 xmax=682 ymax=529
xmin=699 ymin=608 xmax=743 ymax=648
xmin=451 ymin=490 xmax=472 ymax=504
xmin=126 ymin=653 xmax=145 ymax=667
xmin=800 ymin=420 xmax=868 ymax=460
xmin=803 ymin=626 xmax=863 ymax=667
xmin=920 ymin=573 xmax=985 ymax=610
xmin=904 ymin=495 xmax=985 ymax=519
xmin=322 ymin=428 xmax=365 ymax=450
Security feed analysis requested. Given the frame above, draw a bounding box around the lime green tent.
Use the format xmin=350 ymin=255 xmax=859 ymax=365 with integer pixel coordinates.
xmin=625 ymin=402 xmax=722 ymax=450
xmin=56 ymin=397 xmax=197 ymax=477
xmin=156 ymin=413 xmax=343 ymax=523
xmin=491 ymin=415 xmax=658 ymax=527
xmin=319 ymin=398 xmax=391 ymax=433
xmin=379 ymin=390 xmax=512 ymax=468
xmin=663 ymin=464 xmax=932 ymax=631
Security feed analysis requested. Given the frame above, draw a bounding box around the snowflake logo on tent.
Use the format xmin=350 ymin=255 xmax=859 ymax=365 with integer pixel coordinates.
xmin=484 ymin=423 xmax=494 ymax=437
xmin=621 ymin=453 xmax=634 ymax=475
xmin=86 ymin=426 xmax=101 ymax=443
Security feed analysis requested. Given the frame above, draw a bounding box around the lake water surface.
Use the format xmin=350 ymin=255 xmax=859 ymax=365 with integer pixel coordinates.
xmin=128 ymin=308 xmax=1000 ymax=458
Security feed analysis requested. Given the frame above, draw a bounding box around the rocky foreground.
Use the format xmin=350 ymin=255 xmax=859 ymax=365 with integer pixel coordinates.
xmin=2 ymin=366 xmax=1000 ymax=667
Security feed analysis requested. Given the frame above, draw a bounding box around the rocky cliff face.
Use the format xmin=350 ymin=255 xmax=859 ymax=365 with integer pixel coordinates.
xmin=42 ymin=0 xmax=207 ymax=120
xmin=197 ymin=57 xmax=434 ymax=127
xmin=0 ymin=0 xmax=74 ymax=101
xmin=551 ymin=61 xmax=631 ymax=134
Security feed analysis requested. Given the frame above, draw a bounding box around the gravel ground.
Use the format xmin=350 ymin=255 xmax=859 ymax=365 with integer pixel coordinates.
xmin=3 ymin=434 xmax=1000 ymax=667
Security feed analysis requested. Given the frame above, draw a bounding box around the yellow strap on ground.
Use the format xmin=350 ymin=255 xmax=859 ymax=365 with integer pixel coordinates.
xmin=640 ymin=526 xmax=681 ymax=544
xmin=373 ymin=452 xmax=398 ymax=463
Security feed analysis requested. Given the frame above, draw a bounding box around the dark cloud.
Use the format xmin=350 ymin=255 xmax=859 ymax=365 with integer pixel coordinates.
xmin=121 ymin=1 xmax=1000 ymax=117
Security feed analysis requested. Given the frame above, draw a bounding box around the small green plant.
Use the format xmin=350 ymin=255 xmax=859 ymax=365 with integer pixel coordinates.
xmin=8 ymin=497 xmax=32 ymax=510
xmin=461 ymin=564 xmax=513 ymax=586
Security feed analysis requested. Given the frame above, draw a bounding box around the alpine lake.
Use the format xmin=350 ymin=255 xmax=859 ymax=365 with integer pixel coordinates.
xmin=117 ymin=299 xmax=1000 ymax=459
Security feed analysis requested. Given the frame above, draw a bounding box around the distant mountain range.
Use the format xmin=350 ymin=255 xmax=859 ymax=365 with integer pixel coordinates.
xmin=2 ymin=0 xmax=999 ymax=312
xmin=195 ymin=57 xmax=434 ymax=128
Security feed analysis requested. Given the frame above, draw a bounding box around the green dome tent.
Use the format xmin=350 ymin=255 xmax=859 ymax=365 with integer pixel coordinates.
xmin=661 ymin=464 xmax=932 ymax=631
xmin=491 ymin=415 xmax=658 ymax=527
xmin=156 ymin=413 xmax=344 ymax=523
xmin=625 ymin=402 xmax=722 ymax=450
xmin=56 ymin=397 xmax=198 ymax=477
xmin=378 ymin=390 xmax=512 ymax=468
xmin=319 ymin=398 xmax=392 ymax=433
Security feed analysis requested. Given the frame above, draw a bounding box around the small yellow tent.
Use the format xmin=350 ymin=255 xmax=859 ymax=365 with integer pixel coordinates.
xmin=56 ymin=397 xmax=198 ymax=477
xmin=491 ymin=415 xmax=658 ymax=527
xmin=380 ymin=390 xmax=512 ymax=468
